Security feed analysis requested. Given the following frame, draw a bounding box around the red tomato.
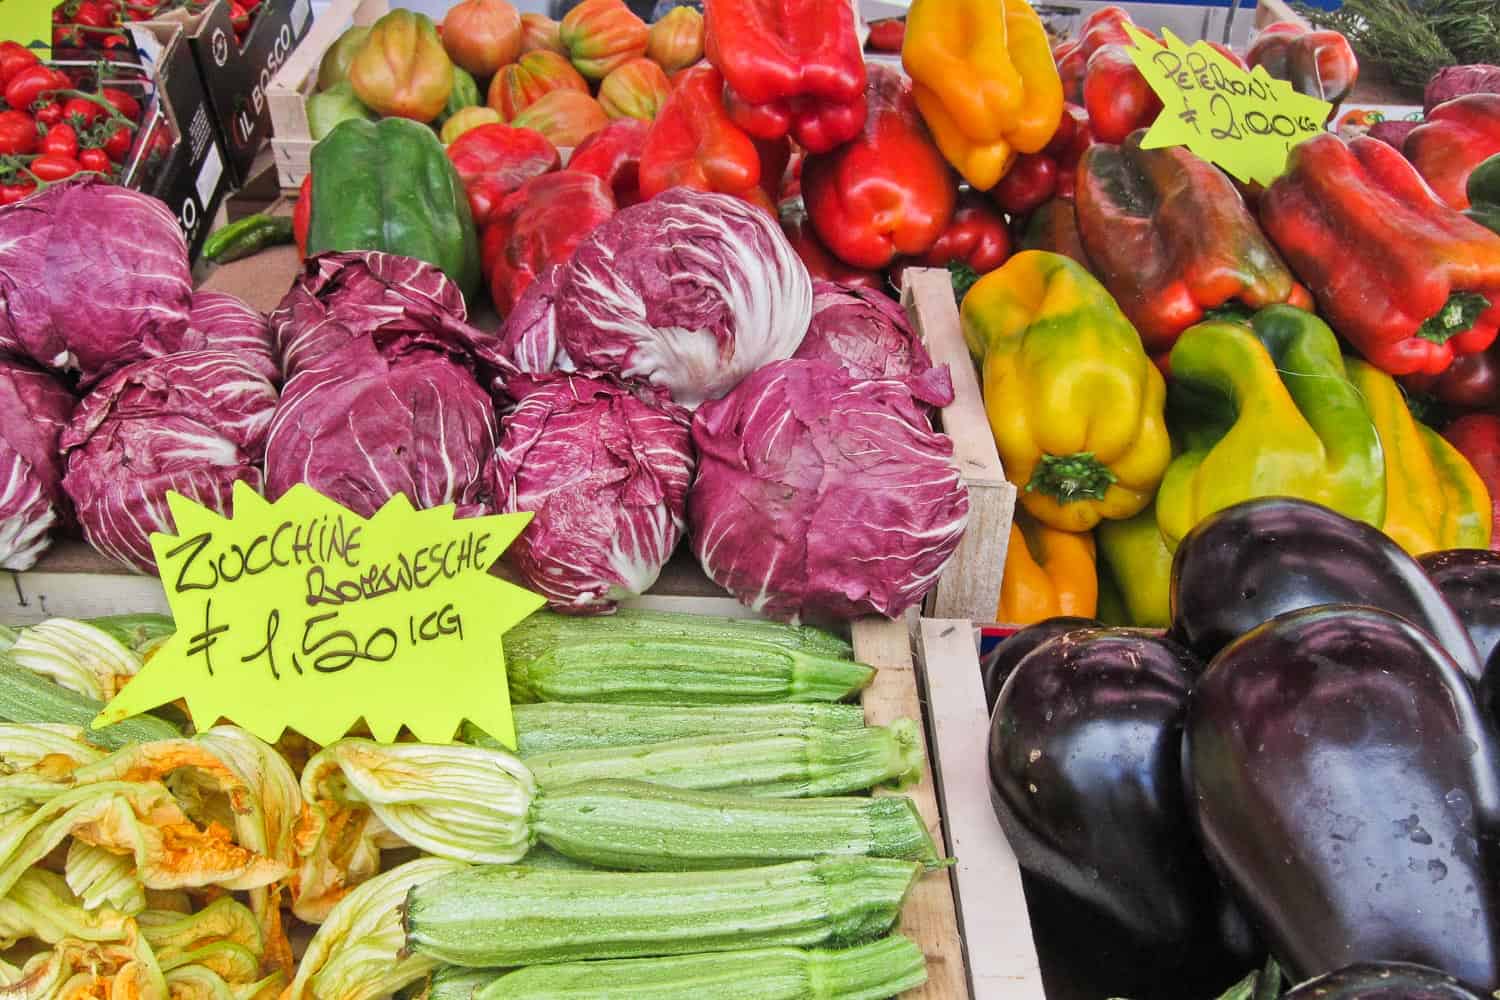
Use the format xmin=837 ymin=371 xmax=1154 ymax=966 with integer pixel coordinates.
xmin=33 ymin=101 xmax=63 ymax=128
xmin=62 ymin=96 xmax=104 ymax=129
xmin=100 ymin=86 xmax=140 ymax=122
xmin=101 ymin=124 xmax=132 ymax=162
xmin=0 ymin=110 xmax=37 ymax=155
xmin=40 ymin=122 xmax=77 ymax=157
xmin=29 ymin=153 xmax=81 ymax=181
xmin=78 ymin=147 xmax=110 ymax=172
xmin=0 ymin=42 xmax=39 ymax=87
xmin=73 ymin=0 xmax=115 ymax=29
xmin=0 ymin=179 xmax=37 ymax=204
xmin=4 ymin=65 xmax=68 ymax=112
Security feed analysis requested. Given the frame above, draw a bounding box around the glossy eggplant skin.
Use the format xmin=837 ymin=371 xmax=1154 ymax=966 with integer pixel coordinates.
xmin=1419 ymin=549 xmax=1500 ymax=670
xmin=1170 ymin=498 xmax=1482 ymax=681
xmin=1280 ymin=961 xmax=1493 ymax=999
xmin=987 ymin=628 xmax=1244 ymax=975
xmin=981 ymin=616 xmax=1101 ymax=709
xmin=1185 ymin=605 xmax=1500 ymax=988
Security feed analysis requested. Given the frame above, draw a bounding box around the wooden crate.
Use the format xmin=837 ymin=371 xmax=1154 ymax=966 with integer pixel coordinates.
xmin=266 ymin=0 xmax=388 ymax=189
xmin=916 ymin=617 xmax=1044 ymax=1000
xmin=902 ymin=267 xmax=1017 ymax=625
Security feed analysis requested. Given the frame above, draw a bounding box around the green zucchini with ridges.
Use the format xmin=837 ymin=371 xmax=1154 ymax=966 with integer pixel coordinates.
xmin=403 ymin=858 xmax=921 ymax=968
xmin=524 ymin=723 xmax=924 ymax=798
xmin=507 ymin=635 xmax=874 ymax=705
xmin=475 ymin=702 xmax=867 ymax=757
xmin=472 ymin=935 xmax=928 ymax=999
xmin=0 ymin=658 xmax=179 ymax=749
xmin=507 ymin=609 xmax=854 ymax=661
xmin=424 ymin=966 xmax=497 ymax=1000
xmin=532 ymin=780 xmax=940 ymax=870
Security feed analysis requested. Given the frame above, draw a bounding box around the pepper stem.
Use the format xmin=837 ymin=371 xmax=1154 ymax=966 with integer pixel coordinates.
xmin=947 ymin=261 xmax=981 ymax=305
xmin=1416 ymin=291 xmax=1491 ymax=345
xmin=1025 ymin=453 xmax=1117 ymax=503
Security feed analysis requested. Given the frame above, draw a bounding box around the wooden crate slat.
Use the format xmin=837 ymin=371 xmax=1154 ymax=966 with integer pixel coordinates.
xmin=917 ymin=617 xmax=1044 ymax=1000
xmin=856 ymin=615 xmax=972 ymax=1000
xmin=902 ymin=267 xmax=1016 ymax=625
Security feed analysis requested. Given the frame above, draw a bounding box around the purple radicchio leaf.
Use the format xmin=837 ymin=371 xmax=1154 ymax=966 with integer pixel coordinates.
xmin=269 ymin=251 xmax=504 ymax=383
xmin=0 ymin=178 xmax=192 ymax=385
xmin=0 ymin=360 xmax=77 ymax=570
xmin=60 ymin=350 xmax=278 ymax=574
xmin=794 ymin=280 xmax=954 ymax=407
xmin=495 ymin=372 xmax=694 ymax=613
xmin=167 ymin=290 xmax=281 ymax=385
xmin=556 ymin=187 xmax=812 ymax=408
xmin=263 ymin=331 xmax=499 ymax=519
xmin=688 ymin=358 xmax=969 ymax=624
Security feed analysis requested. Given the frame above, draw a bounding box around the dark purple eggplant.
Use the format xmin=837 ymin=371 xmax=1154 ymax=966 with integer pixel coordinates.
xmin=987 ymin=627 xmax=1250 ymax=989
xmin=981 ymin=616 xmax=1101 ymax=709
xmin=1279 ymin=961 xmax=1492 ymax=999
xmin=1170 ymin=498 xmax=1482 ymax=680
xmin=1185 ymin=604 xmax=1500 ymax=988
xmin=1419 ymin=549 xmax=1500 ymax=669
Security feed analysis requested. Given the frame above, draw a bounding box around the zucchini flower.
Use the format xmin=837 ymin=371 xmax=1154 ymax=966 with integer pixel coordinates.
xmin=4 ymin=618 xmax=142 ymax=701
xmin=288 ymin=857 xmax=466 ymax=1000
xmin=0 ymin=869 xmax=134 ymax=948
xmin=0 ymin=930 xmax=165 ymax=998
xmin=0 ymin=724 xmax=106 ymax=804
xmin=65 ymin=841 xmax=146 ymax=915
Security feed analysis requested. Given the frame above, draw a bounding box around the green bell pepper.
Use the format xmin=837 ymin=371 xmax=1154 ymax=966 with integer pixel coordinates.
xmin=1156 ymin=304 xmax=1386 ymax=549
xmin=435 ymin=65 xmax=482 ymax=129
xmin=306 ymin=117 xmax=482 ymax=299
xmin=307 ymin=81 xmax=377 ymax=141
xmin=1095 ymin=503 xmax=1172 ymax=628
xmin=1466 ymin=153 xmax=1500 ymax=235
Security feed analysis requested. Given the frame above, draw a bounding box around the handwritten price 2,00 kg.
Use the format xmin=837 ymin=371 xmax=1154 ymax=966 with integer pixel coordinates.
xmin=1150 ymin=49 xmax=1321 ymax=142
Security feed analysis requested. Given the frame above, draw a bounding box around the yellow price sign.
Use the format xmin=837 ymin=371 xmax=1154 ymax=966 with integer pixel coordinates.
xmin=0 ymin=0 xmax=53 ymax=60
xmin=1124 ymin=24 xmax=1332 ymax=187
xmin=93 ymin=482 xmax=545 ymax=748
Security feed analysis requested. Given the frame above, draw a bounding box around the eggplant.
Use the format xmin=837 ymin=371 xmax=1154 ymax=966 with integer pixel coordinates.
xmin=980 ymin=616 xmax=1101 ymax=709
xmin=1279 ymin=961 xmax=1492 ymax=999
xmin=1170 ymin=498 xmax=1482 ymax=680
xmin=1419 ymin=549 xmax=1500 ymax=669
xmin=1185 ymin=605 xmax=1500 ymax=988
xmin=987 ymin=628 xmax=1252 ymax=991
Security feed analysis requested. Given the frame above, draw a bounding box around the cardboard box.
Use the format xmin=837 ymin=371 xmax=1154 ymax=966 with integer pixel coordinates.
xmin=176 ymin=0 xmax=316 ymax=185
xmin=130 ymin=22 xmax=232 ymax=259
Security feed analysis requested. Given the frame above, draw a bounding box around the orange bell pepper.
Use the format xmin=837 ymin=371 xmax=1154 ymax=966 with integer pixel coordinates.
xmin=998 ymin=510 xmax=1099 ymax=625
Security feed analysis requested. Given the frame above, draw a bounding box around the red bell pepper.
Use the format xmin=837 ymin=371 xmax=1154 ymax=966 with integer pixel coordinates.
xmin=1403 ymin=339 xmax=1500 ymax=411
xmin=1077 ymin=6 xmax=1134 ymax=57
xmin=865 ymin=17 xmax=904 ymax=54
xmin=1404 ymin=95 xmax=1500 ymax=211
xmin=640 ymin=65 xmax=788 ymax=212
xmin=889 ymin=191 xmax=1011 ymax=300
xmin=1084 ymin=44 xmax=1162 ymax=145
xmin=778 ymin=197 xmax=884 ymax=291
xmin=568 ymin=118 xmax=648 ymax=207
xmin=293 ymin=174 xmax=311 ymax=257
xmin=1442 ymin=413 xmax=1500 ymax=551
xmin=1260 ymin=133 xmax=1500 ymax=377
xmin=800 ymin=64 xmax=956 ymax=270
xmin=445 ymin=122 xmax=560 ymax=228
xmin=481 ymin=170 xmax=615 ymax=314
xmin=704 ymin=0 xmax=867 ymax=154
xmin=1246 ymin=21 xmax=1358 ymax=106
xmin=1020 ymin=197 xmax=1091 ymax=267
xmin=1054 ymin=39 xmax=1086 ymax=106
xmin=991 ymin=104 xmax=1092 ymax=215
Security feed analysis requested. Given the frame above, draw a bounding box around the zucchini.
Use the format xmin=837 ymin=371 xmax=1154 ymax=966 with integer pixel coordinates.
xmin=474 ymin=702 xmax=867 ymax=757
xmin=83 ymin=614 xmax=176 ymax=655
xmin=505 ymin=611 xmax=873 ymax=705
xmin=0 ymin=659 xmax=180 ymax=749
xmin=473 ymin=935 xmax=928 ymax=999
xmin=524 ymin=723 xmax=925 ymax=798
xmin=403 ymin=857 xmax=921 ymax=968
xmin=531 ymin=780 xmax=940 ymax=870
xmin=424 ymin=967 xmax=497 ymax=1000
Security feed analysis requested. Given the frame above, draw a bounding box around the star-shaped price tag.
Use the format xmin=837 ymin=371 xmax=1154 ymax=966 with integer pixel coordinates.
xmin=0 ymin=0 xmax=53 ymax=60
xmin=1125 ymin=24 xmax=1333 ymax=187
xmin=93 ymin=482 xmax=545 ymax=748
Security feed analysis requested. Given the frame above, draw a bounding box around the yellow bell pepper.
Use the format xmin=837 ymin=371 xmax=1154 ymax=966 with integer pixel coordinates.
xmin=998 ymin=510 xmax=1098 ymax=625
xmin=963 ymin=250 xmax=1171 ymax=533
xmin=901 ymin=0 xmax=1063 ymax=190
xmin=1346 ymin=359 xmax=1493 ymax=554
